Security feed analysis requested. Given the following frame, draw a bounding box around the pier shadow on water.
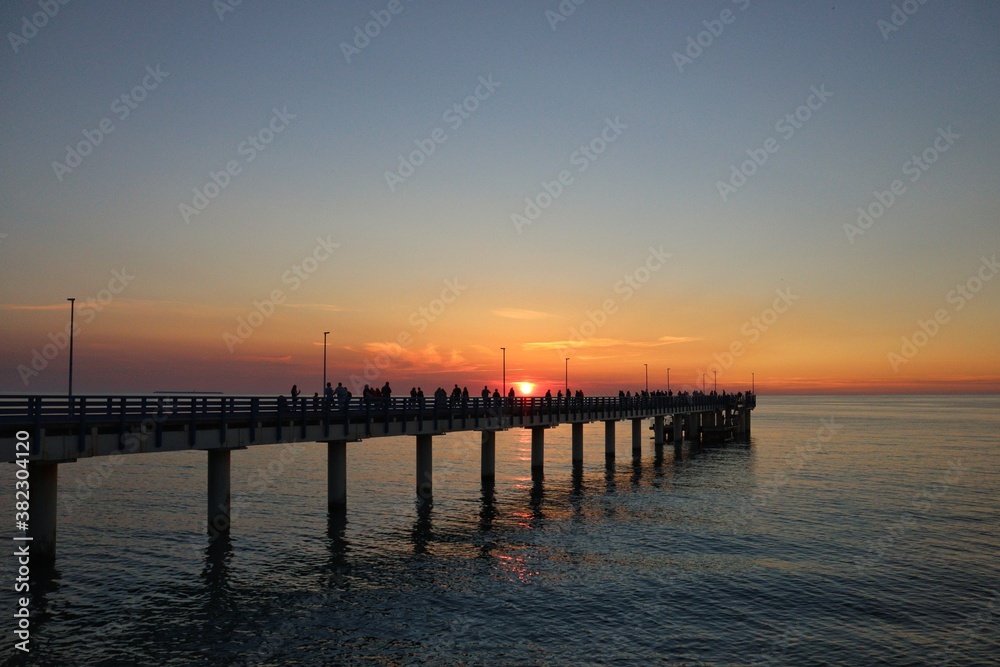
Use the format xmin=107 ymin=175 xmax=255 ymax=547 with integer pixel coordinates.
xmin=201 ymin=534 xmax=233 ymax=595
xmin=411 ymin=500 xmax=433 ymax=555
xmin=478 ymin=481 xmax=498 ymax=534
xmin=325 ymin=507 xmax=351 ymax=587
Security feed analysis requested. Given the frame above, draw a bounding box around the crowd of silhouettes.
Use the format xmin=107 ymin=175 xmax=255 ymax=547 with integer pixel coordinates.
xmin=276 ymin=380 xmax=752 ymax=412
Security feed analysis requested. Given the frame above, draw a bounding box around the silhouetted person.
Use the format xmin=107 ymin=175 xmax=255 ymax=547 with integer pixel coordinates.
xmin=290 ymin=384 xmax=300 ymax=407
xmin=335 ymin=382 xmax=347 ymax=407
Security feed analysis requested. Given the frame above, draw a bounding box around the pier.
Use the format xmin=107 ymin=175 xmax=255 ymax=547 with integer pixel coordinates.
xmin=0 ymin=392 xmax=754 ymax=566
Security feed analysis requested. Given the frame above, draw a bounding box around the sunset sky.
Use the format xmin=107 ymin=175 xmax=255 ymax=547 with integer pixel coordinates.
xmin=1 ymin=1 xmax=998 ymax=396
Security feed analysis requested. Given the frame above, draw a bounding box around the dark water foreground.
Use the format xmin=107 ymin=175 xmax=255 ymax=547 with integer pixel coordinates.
xmin=1 ymin=395 xmax=997 ymax=665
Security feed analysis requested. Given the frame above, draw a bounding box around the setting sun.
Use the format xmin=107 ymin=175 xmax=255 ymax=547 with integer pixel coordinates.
xmin=518 ymin=382 xmax=534 ymax=395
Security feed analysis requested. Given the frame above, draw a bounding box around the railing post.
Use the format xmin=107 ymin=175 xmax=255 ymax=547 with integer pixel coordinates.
xmin=189 ymin=398 xmax=198 ymax=447
xmin=301 ymin=398 xmax=308 ymax=440
xmin=219 ymin=398 xmax=228 ymax=445
xmin=31 ymin=397 xmax=41 ymax=454
xmin=155 ymin=398 xmax=164 ymax=448
xmin=77 ymin=397 xmax=87 ymax=453
xmin=118 ymin=397 xmax=127 ymax=449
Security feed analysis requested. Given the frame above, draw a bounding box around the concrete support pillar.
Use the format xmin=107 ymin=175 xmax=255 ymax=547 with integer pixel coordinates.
xmin=207 ymin=449 xmax=231 ymax=536
xmin=571 ymin=422 xmax=584 ymax=464
xmin=604 ymin=420 xmax=616 ymax=457
xmin=531 ymin=427 xmax=545 ymax=470
xmin=328 ymin=440 xmax=347 ymax=508
xmin=653 ymin=415 xmax=665 ymax=447
xmin=631 ymin=418 xmax=642 ymax=456
xmin=745 ymin=409 xmax=751 ymax=437
xmin=27 ymin=462 xmax=58 ymax=569
xmin=672 ymin=414 xmax=683 ymax=442
xmin=416 ymin=434 xmax=433 ymax=500
xmin=481 ymin=430 xmax=496 ymax=479
xmin=691 ymin=413 xmax=701 ymax=443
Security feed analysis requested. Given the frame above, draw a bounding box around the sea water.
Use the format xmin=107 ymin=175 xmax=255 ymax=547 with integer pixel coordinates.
xmin=1 ymin=395 xmax=997 ymax=665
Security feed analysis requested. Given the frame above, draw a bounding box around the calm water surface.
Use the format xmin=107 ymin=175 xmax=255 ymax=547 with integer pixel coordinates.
xmin=2 ymin=395 xmax=998 ymax=665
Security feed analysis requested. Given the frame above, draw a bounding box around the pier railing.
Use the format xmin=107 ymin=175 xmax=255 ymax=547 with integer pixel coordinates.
xmin=0 ymin=392 xmax=754 ymax=428
xmin=0 ymin=392 xmax=755 ymax=460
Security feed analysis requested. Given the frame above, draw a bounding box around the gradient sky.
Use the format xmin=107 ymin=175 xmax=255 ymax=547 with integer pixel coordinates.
xmin=1 ymin=1 xmax=998 ymax=396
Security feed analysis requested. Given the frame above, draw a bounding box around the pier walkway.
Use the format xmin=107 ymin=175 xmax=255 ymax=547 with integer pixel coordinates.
xmin=0 ymin=392 xmax=755 ymax=566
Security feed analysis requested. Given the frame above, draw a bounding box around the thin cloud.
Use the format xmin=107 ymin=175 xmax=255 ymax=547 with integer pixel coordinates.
xmin=524 ymin=336 xmax=699 ymax=351
xmin=492 ymin=308 xmax=554 ymax=320
xmin=285 ymin=303 xmax=344 ymax=313
xmin=0 ymin=298 xmax=218 ymax=317
xmin=354 ymin=342 xmax=477 ymax=374
xmin=0 ymin=303 xmax=70 ymax=311
xmin=241 ymin=355 xmax=294 ymax=364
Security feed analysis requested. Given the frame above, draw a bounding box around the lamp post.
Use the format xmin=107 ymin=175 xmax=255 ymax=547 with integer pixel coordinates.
xmin=667 ymin=367 xmax=670 ymax=393
xmin=501 ymin=347 xmax=506 ymax=396
xmin=67 ymin=297 xmax=75 ymax=401
xmin=644 ymin=363 xmax=648 ymax=393
xmin=565 ymin=358 xmax=569 ymax=394
xmin=702 ymin=374 xmax=705 ymax=393
xmin=323 ymin=331 xmax=330 ymax=393
xmin=752 ymin=372 xmax=755 ymax=394
xmin=714 ymin=370 xmax=717 ymax=394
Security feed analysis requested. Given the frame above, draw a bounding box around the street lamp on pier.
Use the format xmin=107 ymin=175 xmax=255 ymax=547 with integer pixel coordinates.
xmin=644 ymin=363 xmax=648 ymax=393
xmin=323 ymin=331 xmax=330 ymax=393
xmin=565 ymin=358 xmax=569 ymax=394
xmin=667 ymin=367 xmax=670 ymax=393
xmin=501 ymin=347 xmax=506 ymax=397
xmin=67 ymin=297 xmax=75 ymax=401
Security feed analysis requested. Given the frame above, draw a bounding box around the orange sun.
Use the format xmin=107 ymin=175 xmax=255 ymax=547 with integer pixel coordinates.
xmin=518 ymin=382 xmax=535 ymax=395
